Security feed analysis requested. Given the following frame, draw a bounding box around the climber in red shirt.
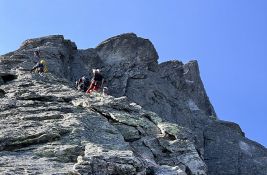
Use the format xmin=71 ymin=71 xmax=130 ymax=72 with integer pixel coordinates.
xmin=86 ymin=69 xmax=104 ymax=94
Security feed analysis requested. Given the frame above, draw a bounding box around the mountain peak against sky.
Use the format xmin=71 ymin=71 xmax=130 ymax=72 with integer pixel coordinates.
xmin=0 ymin=34 xmax=266 ymax=174
xmin=1 ymin=1 xmax=266 ymax=149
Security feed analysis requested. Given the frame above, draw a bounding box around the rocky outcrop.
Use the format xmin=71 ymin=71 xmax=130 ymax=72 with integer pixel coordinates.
xmin=96 ymin=33 xmax=158 ymax=72
xmin=204 ymin=121 xmax=267 ymax=175
xmin=0 ymin=73 xmax=205 ymax=174
xmin=0 ymin=33 xmax=266 ymax=175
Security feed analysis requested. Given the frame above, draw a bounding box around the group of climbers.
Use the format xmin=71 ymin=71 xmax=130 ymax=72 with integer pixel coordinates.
xmin=76 ymin=69 xmax=107 ymax=94
xmin=31 ymin=50 xmax=107 ymax=95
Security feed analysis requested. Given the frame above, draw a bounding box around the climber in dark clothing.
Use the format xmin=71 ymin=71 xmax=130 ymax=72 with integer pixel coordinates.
xmin=76 ymin=76 xmax=90 ymax=92
xmin=86 ymin=69 xmax=104 ymax=94
xmin=31 ymin=60 xmax=45 ymax=73
xmin=33 ymin=50 xmax=40 ymax=63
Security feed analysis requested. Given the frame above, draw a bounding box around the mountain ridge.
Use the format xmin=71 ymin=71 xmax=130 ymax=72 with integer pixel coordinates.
xmin=0 ymin=33 xmax=266 ymax=175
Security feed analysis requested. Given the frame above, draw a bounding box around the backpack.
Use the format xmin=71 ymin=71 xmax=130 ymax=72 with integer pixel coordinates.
xmin=41 ymin=60 xmax=48 ymax=73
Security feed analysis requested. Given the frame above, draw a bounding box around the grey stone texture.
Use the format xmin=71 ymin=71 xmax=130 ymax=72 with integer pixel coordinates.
xmin=0 ymin=33 xmax=266 ymax=175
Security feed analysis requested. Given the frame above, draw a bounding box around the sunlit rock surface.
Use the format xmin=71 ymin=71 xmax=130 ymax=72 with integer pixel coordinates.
xmin=0 ymin=33 xmax=266 ymax=175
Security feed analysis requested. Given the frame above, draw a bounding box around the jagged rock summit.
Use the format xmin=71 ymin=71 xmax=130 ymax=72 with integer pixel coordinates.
xmin=0 ymin=33 xmax=266 ymax=175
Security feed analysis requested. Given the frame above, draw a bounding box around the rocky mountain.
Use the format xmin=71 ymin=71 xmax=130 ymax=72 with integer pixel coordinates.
xmin=0 ymin=33 xmax=266 ymax=175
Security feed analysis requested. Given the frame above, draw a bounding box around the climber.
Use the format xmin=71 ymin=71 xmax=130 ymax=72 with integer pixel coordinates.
xmin=86 ymin=69 xmax=104 ymax=94
xmin=33 ymin=50 xmax=40 ymax=63
xmin=76 ymin=76 xmax=90 ymax=92
xmin=31 ymin=60 xmax=47 ymax=73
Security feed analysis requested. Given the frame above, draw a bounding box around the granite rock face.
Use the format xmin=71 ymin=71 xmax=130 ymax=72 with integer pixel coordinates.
xmin=0 ymin=33 xmax=266 ymax=175
xmin=0 ymin=73 xmax=205 ymax=175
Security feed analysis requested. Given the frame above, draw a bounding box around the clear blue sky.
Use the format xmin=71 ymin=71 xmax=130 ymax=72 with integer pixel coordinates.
xmin=1 ymin=0 xmax=266 ymax=147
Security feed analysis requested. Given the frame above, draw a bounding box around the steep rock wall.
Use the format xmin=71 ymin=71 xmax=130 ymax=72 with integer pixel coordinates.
xmin=0 ymin=33 xmax=266 ymax=175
